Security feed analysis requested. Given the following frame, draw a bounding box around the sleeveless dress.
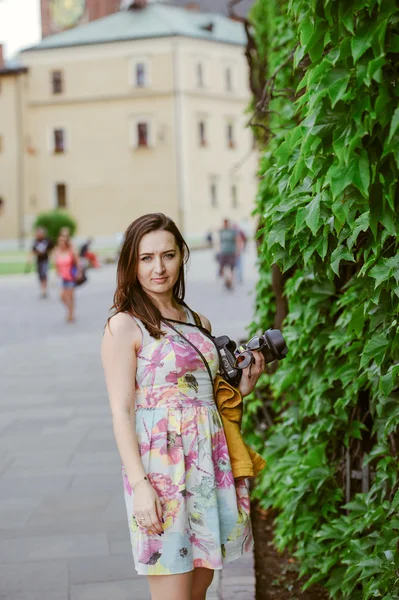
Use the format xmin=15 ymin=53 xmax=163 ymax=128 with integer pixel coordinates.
xmin=123 ymin=308 xmax=253 ymax=575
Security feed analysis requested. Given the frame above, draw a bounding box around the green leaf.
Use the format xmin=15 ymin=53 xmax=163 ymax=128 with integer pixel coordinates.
xmin=351 ymin=22 xmax=374 ymax=63
xmin=369 ymin=260 xmax=392 ymax=288
xmin=352 ymin=151 xmax=370 ymax=197
xmin=349 ymin=306 xmax=365 ymax=337
xmin=330 ymin=246 xmax=355 ymax=275
xmin=327 ymin=69 xmax=351 ymax=107
xmin=360 ymin=334 xmax=390 ymax=369
xmin=305 ymin=194 xmax=321 ymax=235
xmin=388 ymin=107 xmax=399 ymax=144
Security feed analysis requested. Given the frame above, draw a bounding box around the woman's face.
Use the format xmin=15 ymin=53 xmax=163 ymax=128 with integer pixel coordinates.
xmin=136 ymin=230 xmax=182 ymax=297
xmin=58 ymin=234 xmax=69 ymax=249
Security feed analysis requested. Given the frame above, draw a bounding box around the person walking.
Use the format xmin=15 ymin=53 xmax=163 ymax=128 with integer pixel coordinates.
xmin=101 ymin=213 xmax=265 ymax=600
xmin=218 ymin=218 xmax=238 ymax=290
xmin=29 ymin=227 xmax=54 ymax=298
xmin=234 ymin=226 xmax=247 ymax=285
xmin=53 ymin=232 xmax=82 ymax=323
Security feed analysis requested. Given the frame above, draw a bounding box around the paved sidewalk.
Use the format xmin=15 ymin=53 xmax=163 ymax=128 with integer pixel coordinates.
xmin=0 ymin=247 xmax=257 ymax=600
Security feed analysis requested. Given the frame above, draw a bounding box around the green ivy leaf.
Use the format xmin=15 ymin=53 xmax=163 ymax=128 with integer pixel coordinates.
xmin=351 ymin=21 xmax=374 ymax=63
xmin=305 ymin=194 xmax=321 ymax=235
xmin=360 ymin=334 xmax=390 ymax=369
xmin=388 ymin=107 xmax=399 ymax=144
xmin=369 ymin=261 xmax=392 ymax=288
xmin=327 ymin=69 xmax=351 ymax=107
xmin=330 ymin=246 xmax=355 ymax=275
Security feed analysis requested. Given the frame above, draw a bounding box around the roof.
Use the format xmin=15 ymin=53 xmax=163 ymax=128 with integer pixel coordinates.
xmin=0 ymin=57 xmax=27 ymax=76
xmin=170 ymin=0 xmax=254 ymax=17
xmin=22 ymin=3 xmax=247 ymax=53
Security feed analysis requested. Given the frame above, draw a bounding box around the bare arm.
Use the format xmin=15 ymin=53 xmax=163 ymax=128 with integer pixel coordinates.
xmin=101 ymin=312 xmax=146 ymax=488
xmin=101 ymin=313 xmax=163 ymax=533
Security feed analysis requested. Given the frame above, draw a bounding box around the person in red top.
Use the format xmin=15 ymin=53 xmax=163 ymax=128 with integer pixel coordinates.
xmin=53 ymin=232 xmax=82 ymax=323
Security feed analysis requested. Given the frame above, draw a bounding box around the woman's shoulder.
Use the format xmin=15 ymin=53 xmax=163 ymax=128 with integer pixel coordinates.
xmin=105 ymin=312 xmax=142 ymax=347
xmin=190 ymin=309 xmax=211 ymax=334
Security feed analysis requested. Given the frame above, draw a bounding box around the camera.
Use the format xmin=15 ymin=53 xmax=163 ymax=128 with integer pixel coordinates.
xmin=214 ymin=329 xmax=288 ymax=386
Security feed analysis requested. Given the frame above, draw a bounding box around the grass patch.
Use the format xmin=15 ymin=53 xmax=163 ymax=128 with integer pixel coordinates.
xmin=0 ymin=262 xmax=30 ymax=276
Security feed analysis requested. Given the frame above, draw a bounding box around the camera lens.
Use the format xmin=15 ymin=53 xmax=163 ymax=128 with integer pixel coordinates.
xmin=263 ymin=330 xmax=289 ymax=361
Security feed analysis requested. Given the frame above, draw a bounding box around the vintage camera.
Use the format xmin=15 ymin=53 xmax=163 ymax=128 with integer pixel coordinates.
xmin=214 ymin=329 xmax=288 ymax=386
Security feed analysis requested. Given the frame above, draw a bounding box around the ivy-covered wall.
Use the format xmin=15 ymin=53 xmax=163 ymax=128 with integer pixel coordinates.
xmin=245 ymin=1 xmax=399 ymax=598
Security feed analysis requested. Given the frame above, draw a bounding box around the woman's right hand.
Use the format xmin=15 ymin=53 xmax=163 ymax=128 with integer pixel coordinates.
xmin=133 ymin=480 xmax=164 ymax=534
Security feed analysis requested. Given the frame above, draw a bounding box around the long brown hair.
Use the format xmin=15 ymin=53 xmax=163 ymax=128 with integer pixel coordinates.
xmin=110 ymin=213 xmax=190 ymax=338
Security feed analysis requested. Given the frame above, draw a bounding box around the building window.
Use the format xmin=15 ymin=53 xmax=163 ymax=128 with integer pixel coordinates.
xmin=136 ymin=62 xmax=146 ymax=87
xmin=137 ymin=122 xmax=149 ymax=147
xmin=0 ymin=197 xmax=4 ymax=214
xmin=51 ymin=70 xmax=63 ymax=95
xmin=210 ymin=180 xmax=218 ymax=208
xmin=130 ymin=118 xmax=153 ymax=148
xmin=199 ymin=121 xmax=207 ymax=147
xmin=53 ymin=129 xmax=66 ymax=153
xmin=231 ymin=184 xmax=238 ymax=208
xmin=55 ymin=183 xmax=67 ymax=208
xmin=227 ymin=123 xmax=235 ymax=149
xmin=196 ymin=63 xmax=204 ymax=88
xmin=226 ymin=67 xmax=233 ymax=91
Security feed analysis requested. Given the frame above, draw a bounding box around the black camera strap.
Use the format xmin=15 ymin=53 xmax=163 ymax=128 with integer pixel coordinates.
xmin=161 ymin=318 xmax=214 ymax=385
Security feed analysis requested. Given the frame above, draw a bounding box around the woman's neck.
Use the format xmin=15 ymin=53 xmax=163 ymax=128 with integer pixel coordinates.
xmin=148 ymin=293 xmax=185 ymax=318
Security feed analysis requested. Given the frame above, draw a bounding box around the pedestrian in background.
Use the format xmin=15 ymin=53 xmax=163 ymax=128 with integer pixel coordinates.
xmin=234 ymin=225 xmax=247 ymax=285
xmin=218 ymin=218 xmax=238 ymax=290
xmin=53 ymin=232 xmax=82 ymax=323
xmin=28 ymin=227 xmax=54 ymax=299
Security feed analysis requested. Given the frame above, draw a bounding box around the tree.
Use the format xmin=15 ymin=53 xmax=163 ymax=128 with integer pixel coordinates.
xmin=245 ymin=1 xmax=399 ymax=597
xmin=33 ymin=210 xmax=77 ymax=242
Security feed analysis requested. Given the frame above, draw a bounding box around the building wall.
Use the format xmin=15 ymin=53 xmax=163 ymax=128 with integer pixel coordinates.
xmin=0 ymin=75 xmax=25 ymax=241
xmin=177 ymin=37 xmax=257 ymax=238
xmin=22 ymin=39 xmax=180 ymax=238
xmin=8 ymin=33 xmax=258 ymax=243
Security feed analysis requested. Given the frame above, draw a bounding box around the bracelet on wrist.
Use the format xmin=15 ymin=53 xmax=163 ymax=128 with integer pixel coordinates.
xmin=132 ymin=476 xmax=149 ymax=492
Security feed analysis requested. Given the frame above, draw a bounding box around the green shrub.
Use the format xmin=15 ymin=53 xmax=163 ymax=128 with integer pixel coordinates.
xmin=33 ymin=210 xmax=77 ymax=242
xmin=246 ymin=0 xmax=399 ymax=598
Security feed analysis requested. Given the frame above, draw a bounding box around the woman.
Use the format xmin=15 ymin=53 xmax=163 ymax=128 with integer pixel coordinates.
xmin=101 ymin=213 xmax=264 ymax=600
xmin=53 ymin=232 xmax=81 ymax=323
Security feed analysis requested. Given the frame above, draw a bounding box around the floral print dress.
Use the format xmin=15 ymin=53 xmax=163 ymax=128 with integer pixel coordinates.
xmin=123 ymin=308 xmax=253 ymax=575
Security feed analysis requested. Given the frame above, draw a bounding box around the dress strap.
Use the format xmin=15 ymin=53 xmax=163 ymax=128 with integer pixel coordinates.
xmin=184 ymin=306 xmax=202 ymax=327
xmin=130 ymin=315 xmax=151 ymax=350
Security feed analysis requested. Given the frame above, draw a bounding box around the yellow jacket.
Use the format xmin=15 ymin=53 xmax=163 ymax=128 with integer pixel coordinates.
xmin=214 ymin=375 xmax=266 ymax=479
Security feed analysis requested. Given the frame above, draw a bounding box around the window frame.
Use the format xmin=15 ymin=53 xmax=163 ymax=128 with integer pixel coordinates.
xmin=130 ymin=116 xmax=154 ymax=149
xmin=130 ymin=57 xmax=151 ymax=89
xmin=53 ymin=182 xmax=68 ymax=209
xmin=198 ymin=120 xmax=207 ymax=147
xmin=52 ymin=127 xmax=67 ymax=154
xmin=227 ymin=122 xmax=236 ymax=149
xmin=209 ymin=177 xmax=218 ymax=208
xmin=196 ymin=62 xmax=204 ymax=88
xmin=51 ymin=70 xmax=64 ymax=95
xmin=231 ymin=183 xmax=239 ymax=208
xmin=225 ymin=66 xmax=233 ymax=92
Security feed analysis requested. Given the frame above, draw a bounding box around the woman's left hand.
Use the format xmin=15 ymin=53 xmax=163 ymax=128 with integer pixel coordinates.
xmin=238 ymin=350 xmax=265 ymax=398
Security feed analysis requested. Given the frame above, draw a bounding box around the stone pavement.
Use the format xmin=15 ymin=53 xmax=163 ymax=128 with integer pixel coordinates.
xmin=0 ymin=247 xmax=258 ymax=600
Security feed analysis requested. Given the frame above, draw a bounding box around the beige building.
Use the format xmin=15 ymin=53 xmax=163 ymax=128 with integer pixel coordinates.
xmin=0 ymin=2 xmax=258 ymax=245
xmin=0 ymin=51 xmax=28 ymax=245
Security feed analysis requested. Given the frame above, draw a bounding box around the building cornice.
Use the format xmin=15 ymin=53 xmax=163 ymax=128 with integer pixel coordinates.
xmin=27 ymin=90 xmax=249 ymax=107
xmin=0 ymin=67 xmax=28 ymax=77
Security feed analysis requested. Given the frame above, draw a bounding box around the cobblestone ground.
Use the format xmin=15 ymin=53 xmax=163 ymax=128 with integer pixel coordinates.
xmin=0 ymin=247 xmax=258 ymax=600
